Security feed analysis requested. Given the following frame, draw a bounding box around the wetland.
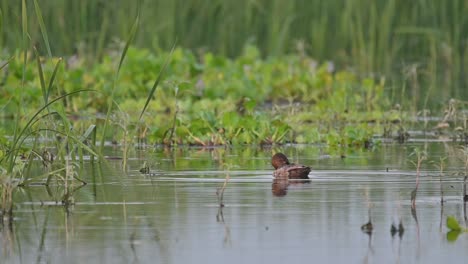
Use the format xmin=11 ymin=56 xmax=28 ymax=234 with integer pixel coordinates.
xmin=4 ymin=143 xmax=468 ymax=263
xmin=1 ymin=1 xmax=468 ymax=263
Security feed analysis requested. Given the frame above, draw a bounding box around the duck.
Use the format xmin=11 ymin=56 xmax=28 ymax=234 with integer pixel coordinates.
xmin=271 ymin=153 xmax=311 ymax=179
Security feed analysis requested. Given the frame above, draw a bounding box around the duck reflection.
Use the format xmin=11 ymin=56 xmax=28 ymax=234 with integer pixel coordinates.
xmin=272 ymin=178 xmax=290 ymax=197
xmin=271 ymin=178 xmax=311 ymax=197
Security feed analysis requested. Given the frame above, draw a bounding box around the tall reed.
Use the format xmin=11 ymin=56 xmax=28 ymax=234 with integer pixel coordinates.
xmin=99 ymin=6 xmax=140 ymax=153
xmin=0 ymin=1 xmax=99 ymax=213
xmin=9 ymin=1 xmax=468 ymax=108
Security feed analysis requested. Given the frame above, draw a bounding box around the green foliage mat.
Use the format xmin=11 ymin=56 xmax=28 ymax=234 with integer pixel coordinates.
xmin=1 ymin=45 xmax=399 ymax=147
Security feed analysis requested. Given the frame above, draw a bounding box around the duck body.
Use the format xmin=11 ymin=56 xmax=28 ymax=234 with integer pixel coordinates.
xmin=271 ymin=153 xmax=311 ymax=179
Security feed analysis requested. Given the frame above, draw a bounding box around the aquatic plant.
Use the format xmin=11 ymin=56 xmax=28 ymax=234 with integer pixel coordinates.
xmin=446 ymin=216 xmax=466 ymax=232
xmin=0 ymin=36 xmax=436 ymax=149
xmin=99 ymin=7 xmax=140 ymax=154
xmin=417 ymin=109 xmax=431 ymax=134
xmin=0 ymin=1 xmax=99 ymax=214
xmin=216 ymin=172 xmax=230 ymax=208
xmin=2 ymin=1 xmax=468 ymax=165
xmin=446 ymin=215 xmax=468 ymax=242
xmin=8 ymin=42 xmax=468 ymax=148
xmin=409 ymin=147 xmax=427 ymax=208
xmin=3 ymin=0 xmax=467 ymax=108
xmin=460 ymin=146 xmax=468 ymax=173
xmin=361 ymin=188 xmax=373 ymax=235
xmin=390 ymin=220 xmax=404 ymax=238
xmin=431 ymin=157 xmax=447 ymax=204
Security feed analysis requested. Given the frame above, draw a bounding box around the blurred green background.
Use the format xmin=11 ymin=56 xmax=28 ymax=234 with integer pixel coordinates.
xmin=1 ymin=0 xmax=467 ymax=107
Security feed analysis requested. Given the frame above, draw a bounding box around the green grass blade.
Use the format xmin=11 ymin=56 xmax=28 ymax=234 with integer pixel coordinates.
xmin=100 ymin=6 xmax=140 ymax=153
xmin=46 ymin=58 xmax=62 ymax=102
xmin=0 ymin=8 xmax=2 ymax=37
xmin=11 ymin=0 xmax=29 ymax=170
xmin=33 ymin=0 xmax=52 ymax=57
xmin=117 ymin=12 xmax=139 ymax=73
xmin=138 ymin=42 xmax=176 ymax=121
xmin=24 ymin=127 xmax=100 ymax=159
xmin=81 ymin=125 xmax=97 ymax=141
xmin=17 ymin=90 xmax=95 ymax=144
xmin=19 ymin=167 xmax=66 ymax=187
xmin=96 ymin=14 xmax=109 ymax=60
xmin=0 ymin=56 xmax=14 ymax=71
xmin=8 ymin=89 xmax=96 ymax=171
xmin=71 ymin=125 xmax=98 ymax=156
xmin=21 ymin=0 xmax=27 ymax=53
xmin=34 ymin=47 xmax=47 ymax=105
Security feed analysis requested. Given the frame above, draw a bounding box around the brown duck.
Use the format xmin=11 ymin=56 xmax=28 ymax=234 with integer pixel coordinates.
xmin=271 ymin=153 xmax=311 ymax=179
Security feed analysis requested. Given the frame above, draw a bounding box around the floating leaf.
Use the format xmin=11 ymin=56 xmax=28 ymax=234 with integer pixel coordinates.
xmin=446 ymin=215 xmax=462 ymax=231
xmin=446 ymin=230 xmax=461 ymax=242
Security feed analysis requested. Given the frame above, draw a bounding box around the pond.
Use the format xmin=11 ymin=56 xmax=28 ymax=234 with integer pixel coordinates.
xmin=3 ymin=142 xmax=468 ymax=263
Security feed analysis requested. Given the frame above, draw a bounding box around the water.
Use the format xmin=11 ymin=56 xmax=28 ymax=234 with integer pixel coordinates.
xmin=4 ymin=143 xmax=468 ymax=263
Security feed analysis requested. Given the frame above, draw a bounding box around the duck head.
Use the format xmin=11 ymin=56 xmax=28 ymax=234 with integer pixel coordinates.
xmin=271 ymin=153 xmax=291 ymax=169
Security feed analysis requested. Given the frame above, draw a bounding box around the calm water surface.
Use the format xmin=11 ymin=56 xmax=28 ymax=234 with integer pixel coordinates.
xmin=4 ymin=143 xmax=468 ymax=263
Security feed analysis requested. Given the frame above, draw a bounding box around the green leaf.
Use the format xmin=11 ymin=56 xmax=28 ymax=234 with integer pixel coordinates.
xmin=0 ymin=56 xmax=14 ymax=71
xmin=446 ymin=230 xmax=461 ymax=242
xmin=46 ymin=58 xmax=62 ymax=101
xmin=222 ymin=111 xmax=240 ymax=127
xmin=100 ymin=5 xmax=140 ymax=152
xmin=34 ymin=47 xmax=47 ymax=105
xmin=33 ymin=0 xmax=52 ymax=57
xmin=446 ymin=215 xmax=462 ymax=231
xmin=139 ymin=42 xmax=176 ymax=121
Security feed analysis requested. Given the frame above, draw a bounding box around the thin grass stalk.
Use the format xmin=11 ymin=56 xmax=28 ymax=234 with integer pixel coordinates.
xmin=378 ymin=0 xmax=396 ymax=74
xmin=122 ymin=127 xmax=129 ymax=171
xmin=368 ymin=3 xmax=377 ymax=73
xmin=74 ymin=125 xmax=97 ymax=163
xmin=78 ymin=137 xmax=84 ymax=164
xmin=6 ymin=90 xmax=95 ymax=172
xmin=32 ymin=0 xmax=52 ymax=57
xmin=450 ymin=0 xmax=463 ymax=99
xmin=217 ymin=172 xmax=230 ymax=207
xmin=96 ymin=11 xmax=110 ymax=61
xmin=0 ymin=8 xmax=3 ymax=42
xmin=9 ymin=0 xmax=29 ymax=172
xmin=64 ymin=150 xmax=69 ymax=198
xmin=138 ymin=42 xmax=176 ymax=121
xmin=46 ymin=58 xmax=62 ymax=103
xmin=35 ymin=207 xmax=49 ymax=263
xmin=34 ymin=47 xmax=47 ymax=106
xmin=100 ymin=7 xmax=140 ymax=153
xmin=18 ymin=168 xmax=66 ymax=187
xmin=91 ymin=126 xmax=97 ymax=163
xmin=0 ymin=56 xmax=14 ymax=70
xmin=167 ymin=86 xmax=179 ymax=145
xmin=18 ymin=127 xmax=97 ymax=158
xmin=423 ymin=35 xmax=438 ymax=110
xmin=23 ymin=134 xmax=40 ymax=182
xmin=38 ymin=128 xmax=98 ymax=161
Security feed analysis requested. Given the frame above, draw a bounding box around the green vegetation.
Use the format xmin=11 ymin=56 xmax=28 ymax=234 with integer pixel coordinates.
xmin=446 ymin=215 xmax=467 ymax=242
xmin=0 ymin=0 xmax=467 ymax=217
xmin=0 ymin=39 xmax=393 ymax=214
xmin=0 ymin=1 xmax=99 ymax=214
xmin=0 ymin=45 xmax=391 ymax=147
xmin=1 ymin=5 xmax=468 ymax=261
xmin=1 ymin=0 xmax=466 ymax=108
xmin=409 ymin=147 xmax=427 ymax=208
